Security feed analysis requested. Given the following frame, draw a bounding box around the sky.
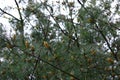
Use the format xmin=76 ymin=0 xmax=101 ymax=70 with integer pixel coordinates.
xmin=0 ymin=0 xmax=120 ymax=37
xmin=0 ymin=0 xmax=23 ymax=36
xmin=0 ymin=0 xmax=80 ymax=36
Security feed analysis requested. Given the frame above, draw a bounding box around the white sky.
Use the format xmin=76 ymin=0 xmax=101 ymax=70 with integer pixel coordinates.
xmin=0 ymin=0 xmax=80 ymax=36
xmin=0 ymin=0 xmax=23 ymax=36
xmin=0 ymin=0 xmax=120 ymax=37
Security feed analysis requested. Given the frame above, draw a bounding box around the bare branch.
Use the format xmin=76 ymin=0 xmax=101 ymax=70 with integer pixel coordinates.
xmin=77 ymin=0 xmax=88 ymax=12
xmin=0 ymin=8 xmax=20 ymax=21
xmin=14 ymin=0 xmax=23 ymax=24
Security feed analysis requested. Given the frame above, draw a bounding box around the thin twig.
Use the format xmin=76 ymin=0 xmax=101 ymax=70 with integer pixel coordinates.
xmin=14 ymin=0 xmax=25 ymax=46
xmin=23 ymin=50 xmax=80 ymax=80
xmin=95 ymin=24 xmax=118 ymax=61
xmin=77 ymin=0 xmax=88 ymax=12
xmin=0 ymin=8 xmax=20 ymax=21
xmin=14 ymin=0 xmax=23 ymax=24
xmin=31 ymin=55 xmax=40 ymax=80
xmin=40 ymin=1 xmax=69 ymax=37
xmin=36 ymin=55 xmax=80 ymax=80
xmin=71 ymin=19 xmax=80 ymax=47
xmin=43 ymin=62 xmax=79 ymax=79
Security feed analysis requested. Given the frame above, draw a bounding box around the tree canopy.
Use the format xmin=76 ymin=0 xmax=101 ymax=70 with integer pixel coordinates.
xmin=0 ymin=0 xmax=120 ymax=79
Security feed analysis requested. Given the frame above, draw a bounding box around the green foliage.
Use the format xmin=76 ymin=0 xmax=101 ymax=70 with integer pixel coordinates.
xmin=0 ymin=0 xmax=120 ymax=79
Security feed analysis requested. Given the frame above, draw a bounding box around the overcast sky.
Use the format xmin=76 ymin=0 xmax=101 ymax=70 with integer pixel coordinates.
xmin=0 ymin=0 xmax=119 ymax=36
xmin=0 ymin=0 xmax=79 ymax=35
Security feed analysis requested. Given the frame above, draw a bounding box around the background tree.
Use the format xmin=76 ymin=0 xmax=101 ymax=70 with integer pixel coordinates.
xmin=0 ymin=0 xmax=120 ymax=79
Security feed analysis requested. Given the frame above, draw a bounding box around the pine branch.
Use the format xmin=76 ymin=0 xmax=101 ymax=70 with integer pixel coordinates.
xmin=77 ymin=0 xmax=119 ymax=61
xmin=95 ymin=24 xmax=118 ymax=61
xmin=23 ymin=50 xmax=80 ymax=80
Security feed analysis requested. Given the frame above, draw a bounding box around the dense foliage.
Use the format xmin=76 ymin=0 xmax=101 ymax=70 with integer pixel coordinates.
xmin=0 ymin=0 xmax=120 ymax=79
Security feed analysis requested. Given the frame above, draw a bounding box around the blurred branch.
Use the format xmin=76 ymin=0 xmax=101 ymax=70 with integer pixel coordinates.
xmin=0 ymin=8 xmax=20 ymax=21
xmin=14 ymin=0 xmax=24 ymax=29
xmin=31 ymin=55 xmax=40 ymax=80
xmin=95 ymin=24 xmax=118 ymax=61
xmin=77 ymin=0 xmax=88 ymax=12
xmin=71 ymin=19 xmax=80 ymax=48
xmin=23 ymin=50 xmax=80 ymax=80
xmin=40 ymin=1 xmax=68 ymax=36
xmin=14 ymin=0 xmax=25 ymax=45
xmin=98 ymin=18 xmax=120 ymax=30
